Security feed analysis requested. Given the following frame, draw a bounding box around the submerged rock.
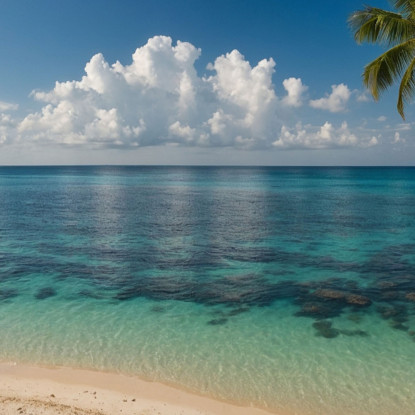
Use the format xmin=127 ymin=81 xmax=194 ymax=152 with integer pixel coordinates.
xmin=377 ymin=281 xmax=397 ymax=290
xmin=150 ymin=305 xmax=166 ymax=313
xmin=0 ymin=289 xmax=18 ymax=301
xmin=78 ymin=289 xmax=103 ymax=300
xmin=405 ymin=292 xmax=415 ymax=302
xmin=312 ymin=320 xmax=332 ymax=330
xmin=377 ymin=306 xmax=399 ymax=319
xmin=376 ymin=305 xmax=408 ymax=323
xmin=379 ymin=291 xmax=400 ymax=301
xmin=35 ymin=287 xmax=57 ymax=300
xmin=317 ymin=328 xmax=339 ymax=338
xmin=345 ymin=294 xmax=371 ymax=307
xmin=392 ymin=314 xmax=409 ymax=323
xmin=296 ymin=302 xmax=335 ymax=318
xmin=312 ymin=319 xmax=368 ymax=338
xmin=347 ymin=314 xmax=363 ymax=323
xmin=296 ymin=303 xmax=326 ymax=316
xmin=313 ymin=289 xmax=346 ymax=300
xmin=207 ymin=318 xmax=228 ymax=326
xmin=114 ymin=286 xmax=145 ymax=301
xmin=312 ymin=320 xmax=339 ymax=339
xmin=389 ymin=320 xmax=409 ymax=331
xmin=226 ymin=307 xmax=250 ymax=317
xmin=345 ymin=280 xmax=359 ymax=290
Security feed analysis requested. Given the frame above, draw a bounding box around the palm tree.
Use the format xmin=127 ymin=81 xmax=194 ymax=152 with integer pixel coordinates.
xmin=349 ymin=0 xmax=415 ymax=119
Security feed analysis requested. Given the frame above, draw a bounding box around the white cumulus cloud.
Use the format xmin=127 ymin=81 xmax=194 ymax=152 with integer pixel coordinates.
xmin=0 ymin=36 xmax=379 ymax=152
xmin=272 ymin=121 xmax=376 ymax=149
xmin=0 ymin=101 xmax=18 ymax=111
xmin=355 ymin=90 xmax=371 ymax=102
xmin=0 ymin=113 xmax=18 ymax=145
xmin=309 ymin=83 xmax=351 ymax=112
xmin=20 ymin=36 xmax=280 ymax=149
xmin=393 ymin=132 xmax=406 ymax=144
xmin=281 ymin=77 xmax=308 ymax=107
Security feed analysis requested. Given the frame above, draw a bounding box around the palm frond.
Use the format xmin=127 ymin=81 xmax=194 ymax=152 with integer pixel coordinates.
xmin=363 ymin=39 xmax=415 ymax=100
xmin=397 ymin=56 xmax=415 ymax=118
xmin=391 ymin=0 xmax=415 ymax=18
xmin=349 ymin=7 xmax=415 ymax=45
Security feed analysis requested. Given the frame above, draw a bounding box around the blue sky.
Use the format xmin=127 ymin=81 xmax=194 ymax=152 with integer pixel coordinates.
xmin=0 ymin=0 xmax=413 ymax=165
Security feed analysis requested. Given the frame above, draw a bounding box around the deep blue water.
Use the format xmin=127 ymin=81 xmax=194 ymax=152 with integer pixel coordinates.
xmin=1 ymin=166 xmax=415 ymax=414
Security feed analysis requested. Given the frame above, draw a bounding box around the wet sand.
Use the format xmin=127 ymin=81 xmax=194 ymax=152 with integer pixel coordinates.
xmin=0 ymin=362 xmax=280 ymax=415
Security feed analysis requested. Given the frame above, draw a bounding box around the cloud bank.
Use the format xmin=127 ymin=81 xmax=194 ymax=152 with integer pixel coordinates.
xmin=1 ymin=36 xmax=380 ymax=150
xmin=309 ymin=84 xmax=351 ymax=113
xmin=273 ymin=122 xmax=378 ymax=149
xmin=0 ymin=101 xmax=18 ymax=112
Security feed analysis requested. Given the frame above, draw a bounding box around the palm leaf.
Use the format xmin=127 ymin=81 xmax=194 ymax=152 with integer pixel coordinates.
xmin=363 ymin=39 xmax=415 ymax=100
xmin=391 ymin=0 xmax=415 ymax=18
xmin=397 ymin=56 xmax=415 ymax=118
xmin=349 ymin=7 xmax=415 ymax=45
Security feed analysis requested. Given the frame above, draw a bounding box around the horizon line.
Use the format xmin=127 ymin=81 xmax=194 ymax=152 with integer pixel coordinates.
xmin=0 ymin=165 xmax=414 ymax=168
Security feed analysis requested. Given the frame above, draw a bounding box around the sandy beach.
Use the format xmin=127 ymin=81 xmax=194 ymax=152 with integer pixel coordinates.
xmin=0 ymin=362 xmax=279 ymax=415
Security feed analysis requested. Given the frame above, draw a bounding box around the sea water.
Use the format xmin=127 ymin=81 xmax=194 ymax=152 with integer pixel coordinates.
xmin=0 ymin=166 xmax=415 ymax=414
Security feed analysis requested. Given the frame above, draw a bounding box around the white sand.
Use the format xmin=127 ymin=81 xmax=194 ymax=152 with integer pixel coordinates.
xmin=0 ymin=362 xmax=282 ymax=415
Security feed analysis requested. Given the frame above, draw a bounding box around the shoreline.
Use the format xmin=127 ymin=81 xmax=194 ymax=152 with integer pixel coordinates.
xmin=0 ymin=361 xmax=284 ymax=415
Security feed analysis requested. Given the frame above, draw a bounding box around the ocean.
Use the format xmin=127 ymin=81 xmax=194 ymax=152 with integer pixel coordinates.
xmin=0 ymin=166 xmax=415 ymax=414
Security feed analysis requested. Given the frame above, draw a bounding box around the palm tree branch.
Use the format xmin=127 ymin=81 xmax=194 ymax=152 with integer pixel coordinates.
xmin=397 ymin=56 xmax=415 ymax=118
xmin=363 ymin=39 xmax=415 ymax=100
xmin=349 ymin=7 xmax=415 ymax=45
xmin=391 ymin=0 xmax=415 ymax=18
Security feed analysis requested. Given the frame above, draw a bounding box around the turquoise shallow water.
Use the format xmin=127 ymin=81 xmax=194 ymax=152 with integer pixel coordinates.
xmin=1 ymin=166 xmax=415 ymax=414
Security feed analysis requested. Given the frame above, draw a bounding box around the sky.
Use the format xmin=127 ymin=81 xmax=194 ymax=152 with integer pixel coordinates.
xmin=0 ymin=0 xmax=413 ymax=165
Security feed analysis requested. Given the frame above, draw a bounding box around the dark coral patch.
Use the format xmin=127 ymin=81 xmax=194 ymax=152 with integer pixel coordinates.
xmin=313 ymin=289 xmax=346 ymax=300
xmin=0 ymin=289 xmax=18 ymax=301
xmin=345 ymin=294 xmax=371 ymax=307
xmin=376 ymin=305 xmax=408 ymax=322
xmin=389 ymin=321 xmax=409 ymax=331
xmin=78 ymin=289 xmax=104 ymax=300
xmin=379 ymin=291 xmax=401 ymax=301
xmin=377 ymin=281 xmax=397 ymax=290
xmin=312 ymin=320 xmax=339 ymax=338
xmin=207 ymin=318 xmax=228 ymax=326
xmin=296 ymin=302 xmax=343 ymax=319
xmin=35 ymin=287 xmax=57 ymax=300
xmin=150 ymin=305 xmax=166 ymax=313
xmin=405 ymin=292 xmax=415 ymax=302
xmin=229 ymin=307 xmax=250 ymax=315
xmin=312 ymin=320 xmax=368 ymax=338
xmin=312 ymin=320 xmax=332 ymax=330
xmin=347 ymin=314 xmax=363 ymax=323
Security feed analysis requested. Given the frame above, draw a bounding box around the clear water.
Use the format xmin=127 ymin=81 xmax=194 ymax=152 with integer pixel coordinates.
xmin=0 ymin=166 xmax=415 ymax=414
